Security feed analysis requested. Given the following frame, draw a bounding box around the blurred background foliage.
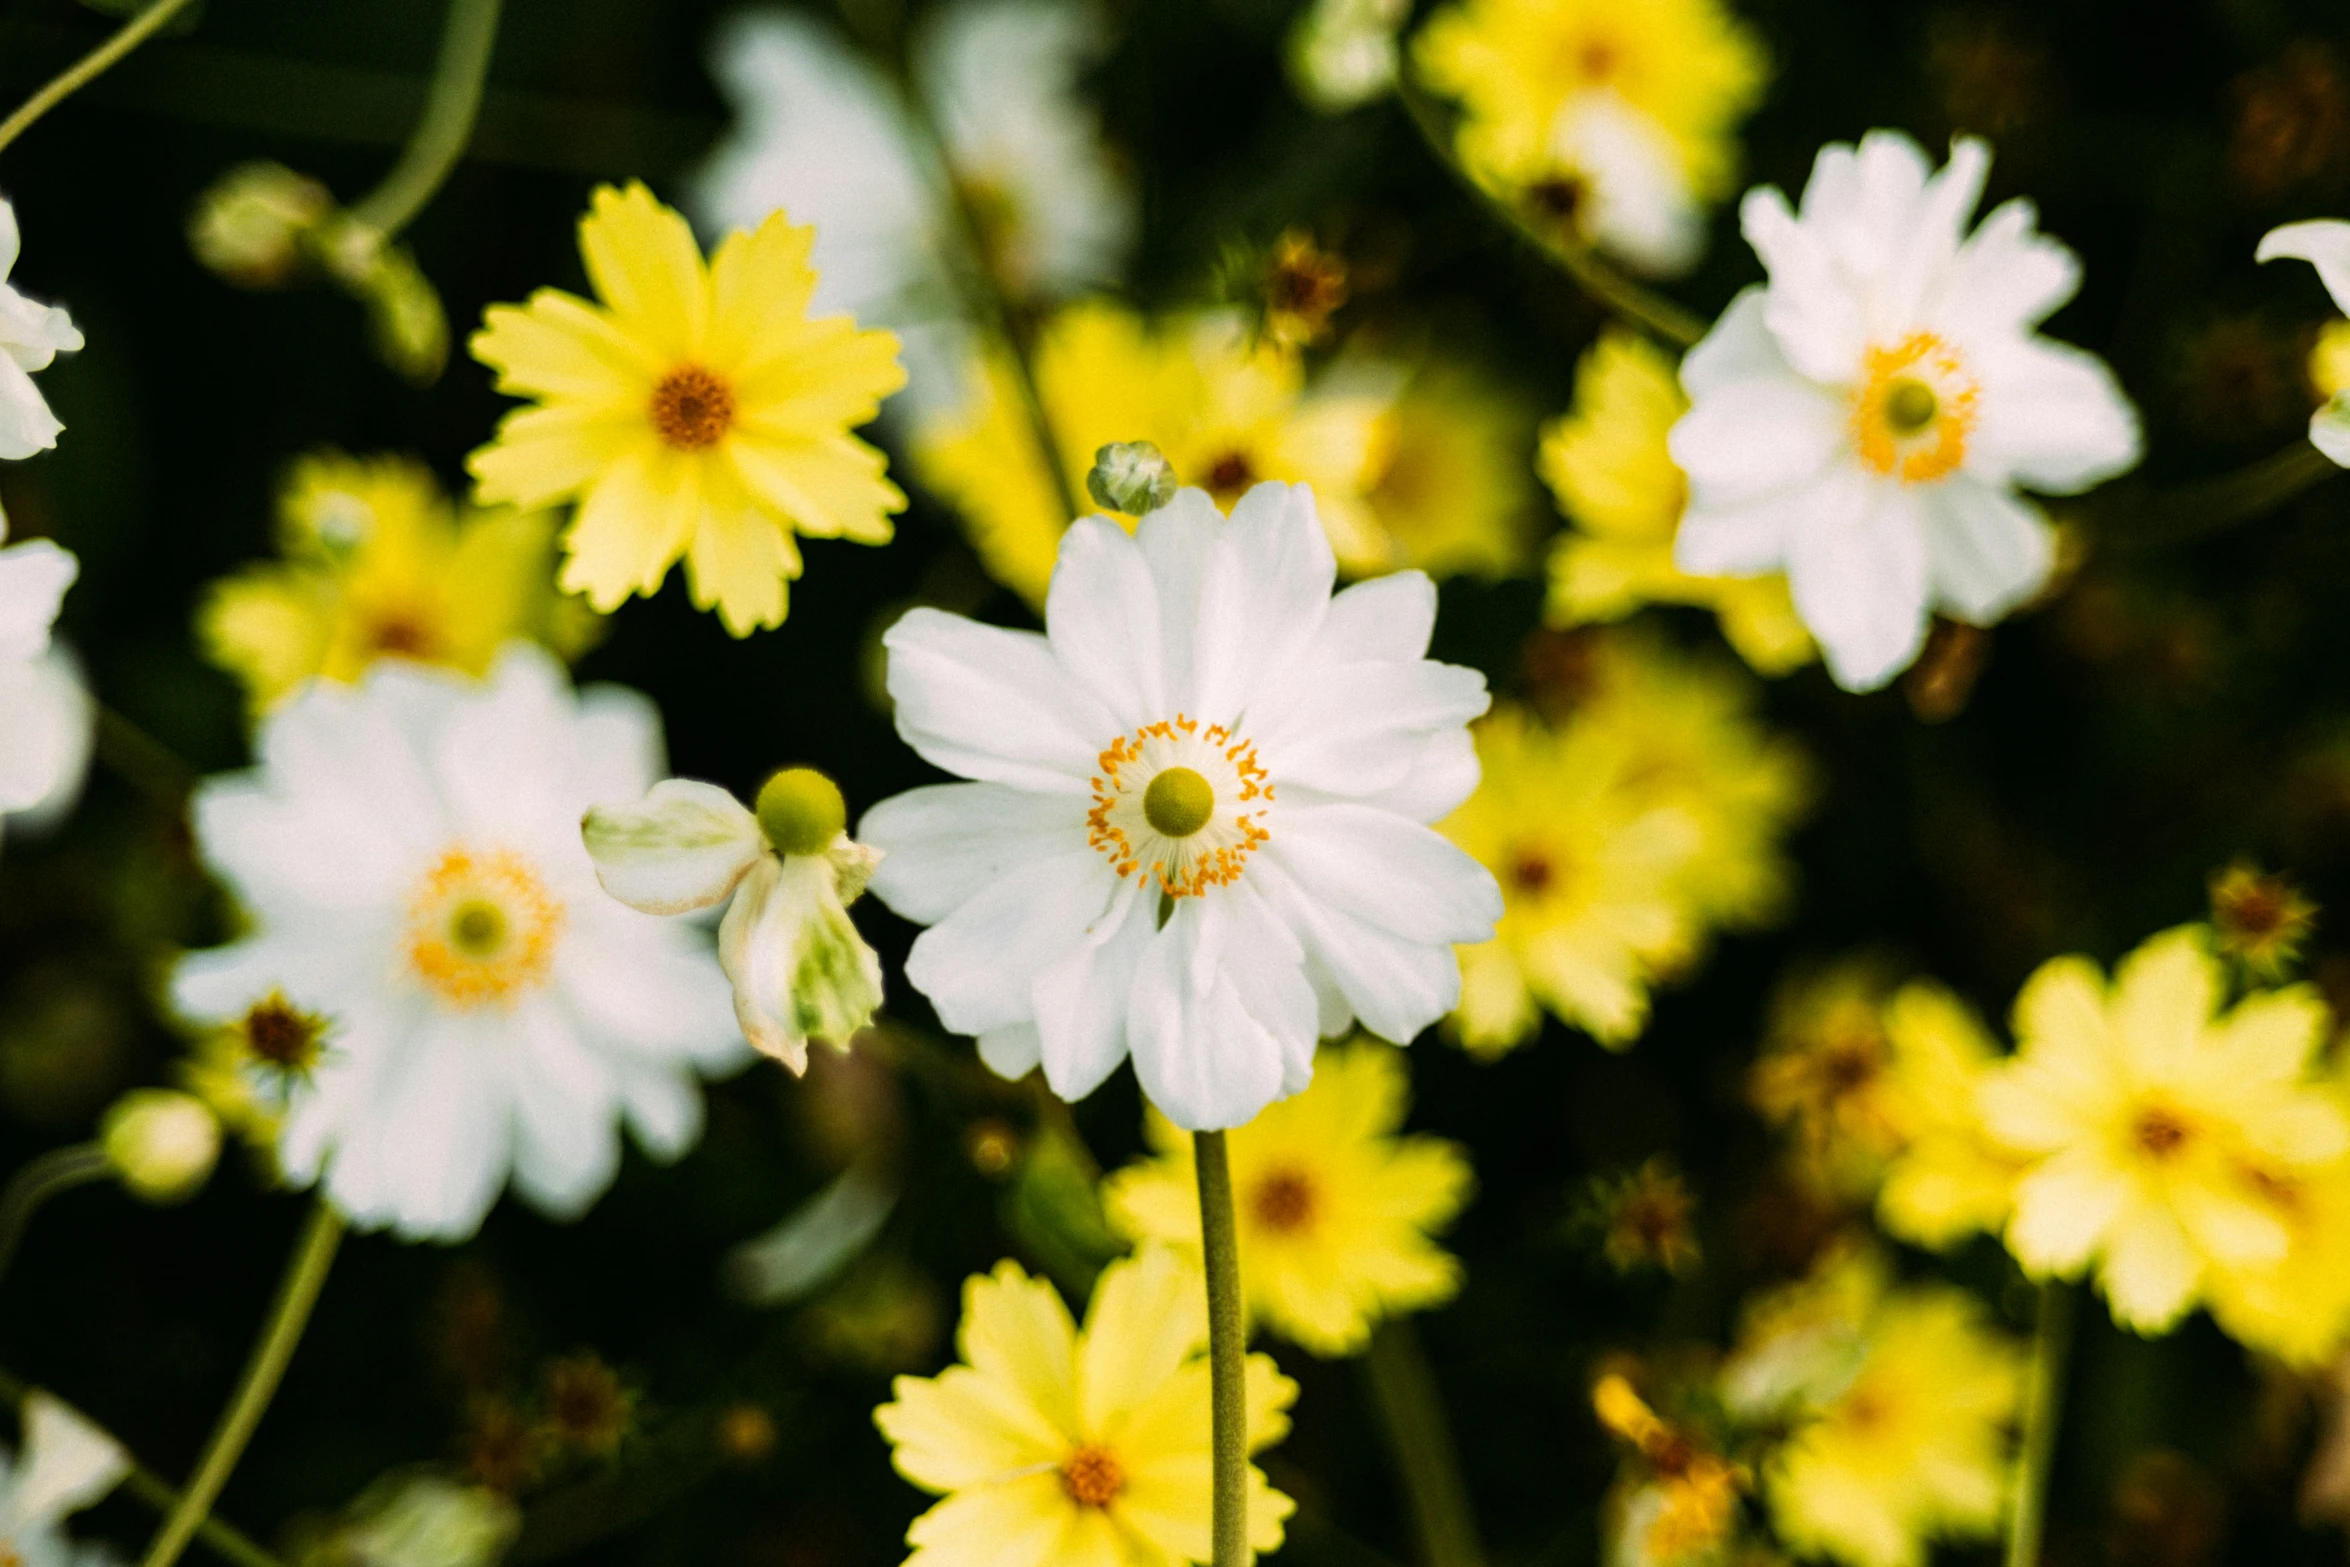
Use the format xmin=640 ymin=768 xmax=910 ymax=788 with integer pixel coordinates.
xmin=6 ymin=0 xmax=2350 ymax=1565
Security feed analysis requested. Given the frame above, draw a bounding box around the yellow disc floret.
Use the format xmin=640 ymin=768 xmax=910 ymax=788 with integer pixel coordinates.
xmin=405 ymin=846 xmax=565 ymax=1008
xmin=755 ymin=766 xmax=846 ymax=857
xmin=1088 ymin=717 xmax=1272 ymax=899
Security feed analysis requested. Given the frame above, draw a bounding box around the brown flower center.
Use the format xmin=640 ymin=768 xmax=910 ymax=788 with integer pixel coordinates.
xmin=1203 ymin=450 xmax=1256 ymax=500
xmin=1060 ymin=1444 xmax=1125 ymax=1508
xmin=1251 ymin=1167 xmax=1318 ymax=1234
xmin=2134 ymin=1104 xmax=2191 ymax=1160
xmin=239 ymin=993 xmax=328 ymax=1073
xmin=1509 ymin=850 xmax=1556 ymax=895
xmin=650 ymin=365 xmax=736 ymax=450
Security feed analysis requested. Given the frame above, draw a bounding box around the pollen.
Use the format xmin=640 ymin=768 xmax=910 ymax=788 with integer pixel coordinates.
xmin=650 ymin=365 xmax=736 ymax=450
xmin=1088 ymin=716 xmax=1273 ymax=899
xmin=406 ymin=845 xmax=565 ymax=1008
xmin=1059 ymin=1444 xmax=1125 ymax=1508
xmin=1850 ymin=333 xmax=1978 ymax=483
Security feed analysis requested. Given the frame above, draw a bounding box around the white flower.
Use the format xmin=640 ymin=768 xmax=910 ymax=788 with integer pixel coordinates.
xmin=1288 ymin=0 xmax=1410 ymax=111
xmin=690 ymin=0 xmax=1133 ymax=416
xmin=171 ymin=645 xmax=746 ymax=1242
xmin=0 ymin=199 xmax=82 ymax=464
xmin=1549 ymin=91 xmax=1704 ymax=277
xmin=2257 ymin=219 xmax=2350 ymax=465
xmin=0 ymin=1392 xmax=128 ymax=1567
xmin=860 ymin=482 xmax=1502 ymax=1130
xmin=332 ymin=1473 xmax=518 ymax=1567
xmin=0 ymin=531 xmax=88 ymax=848
xmin=1669 ymin=132 xmax=2142 ymax=692
xmin=583 ymin=769 xmax=885 ymax=1074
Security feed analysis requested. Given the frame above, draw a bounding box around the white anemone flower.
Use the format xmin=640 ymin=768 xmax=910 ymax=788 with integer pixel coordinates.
xmin=860 ymin=482 xmax=1502 ymax=1130
xmin=691 ymin=0 xmax=1134 ymax=417
xmin=2256 ymin=219 xmax=2350 ymax=465
xmin=583 ymin=768 xmax=885 ymax=1074
xmin=0 ymin=198 xmax=82 ymax=466
xmin=0 ymin=1391 xmax=129 ymax=1567
xmin=1669 ymin=131 xmax=2142 ymax=692
xmin=172 ymin=645 xmax=746 ymax=1242
xmin=0 ymin=530 xmax=88 ymax=850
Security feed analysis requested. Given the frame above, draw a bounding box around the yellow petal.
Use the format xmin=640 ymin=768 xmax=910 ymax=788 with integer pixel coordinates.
xmin=577 ymin=182 xmax=709 ymax=361
xmin=684 ymin=493 xmax=798 ymax=636
xmin=1076 ymin=1249 xmax=1205 ymax=1439
xmin=469 ymin=291 xmax=655 ymax=401
xmin=707 ymin=209 xmax=819 ymax=368
xmin=728 ymin=431 xmax=903 ymax=543
xmin=875 ymin=1366 xmax=1067 ymax=1494
xmin=900 ymin=1473 xmax=1074 ymax=1567
xmin=956 ymin=1261 xmax=1082 ymax=1440
xmin=469 ymin=403 xmax=645 ymax=509
xmin=735 ymin=315 xmax=907 ymax=436
xmin=555 ymin=445 xmax=691 ymax=610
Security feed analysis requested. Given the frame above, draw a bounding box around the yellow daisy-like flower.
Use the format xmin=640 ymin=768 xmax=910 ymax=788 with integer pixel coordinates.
xmin=1414 ymin=0 xmax=1766 ymax=268
xmin=1747 ymin=960 xmax=1907 ymax=1202
xmin=198 ymin=451 xmax=590 ymax=713
xmin=2204 ymin=1150 xmax=2350 ymax=1367
xmin=1980 ymin=925 xmax=2350 ymax=1334
xmin=1102 ymin=1041 xmax=1472 ymax=1356
xmin=914 ymin=301 xmax=1396 ymax=606
xmin=1542 ymin=331 xmax=1812 ymax=676
xmin=1593 ymin=1372 xmax=1748 ymax=1567
xmin=1873 ymin=983 xmax=2030 ymax=1252
xmin=1361 ymin=362 xmax=1536 ymax=580
xmin=468 ymin=183 xmax=906 ymax=636
xmin=1724 ymin=1250 xmax=2020 ymax=1567
xmin=874 ymin=1248 xmax=1297 ymax=1567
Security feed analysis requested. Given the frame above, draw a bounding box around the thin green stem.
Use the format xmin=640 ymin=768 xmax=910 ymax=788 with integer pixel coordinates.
xmin=2004 ymin=1280 xmax=2075 ymax=1567
xmin=0 ymin=0 xmax=203 ymax=158
xmin=0 ymin=1369 xmax=288 ymax=1567
xmin=0 ymin=1144 xmax=112 ymax=1290
xmin=344 ymin=0 xmax=506 ymax=239
xmin=94 ymin=703 xmax=197 ymax=804
xmin=1194 ymin=1130 xmax=1249 ymax=1567
xmin=1393 ymin=77 xmax=1706 ymax=350
xmin=1363 ymin=1319 xmax=1486 ymax=1567
xmin=2098 ymin=440 xmax=2339 ymax=551
xmin=139 ymin=1201 xmax=345 ymax=1567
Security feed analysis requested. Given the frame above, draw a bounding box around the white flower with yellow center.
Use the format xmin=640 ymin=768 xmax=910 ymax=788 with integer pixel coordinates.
xmin=2256 ymin=219 xmax=2350 ymax=465
xmin=861 ymin=481 xmax=1501 ymax=1130
xmin=1669 ymin=132 xmax=2142 ymax=691
xmin=0 ymin=529 xmax=88 ymax=851
xmin=0 ymin=198 xmax=82 ymax=468
xmin=583 ymin=766 xmax=885 ymax=1074
xmin=0 ymin=1391 xmax=129 ymax=1567
xmin=171 ymin=645 xmax=745 ymax=1241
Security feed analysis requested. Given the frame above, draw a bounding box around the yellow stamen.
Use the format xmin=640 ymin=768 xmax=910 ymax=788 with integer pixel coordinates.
xmin=406 ymin=846 xmax=564 ymax=1008
xmin=650 ymin=365 xmax=735 ymax=450
xmin=1849 ymin=333 xmax=1977 ymax=483
xmin=1059 ymin=1444 xmax=1124 ymax=1508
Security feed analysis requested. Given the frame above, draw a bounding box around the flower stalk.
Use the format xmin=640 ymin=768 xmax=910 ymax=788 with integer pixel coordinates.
xmin=139 ymin=1201 xmax=346 ymax=1567
xmin=344 ymin=0 xmax=506 ymax=240
xmin=0 ymin=0 xmax=204 ymax=159
xmin=1194 ymin=1129 xmax=1249 ymax=1567
xmin=2003 ymin=1280 xmax=2075 ymax=1567
xmin=0 ymin=1144 xmax=113 ymax=1290
xmin=1364 ymin=1319 xmax=1487 ymax=1567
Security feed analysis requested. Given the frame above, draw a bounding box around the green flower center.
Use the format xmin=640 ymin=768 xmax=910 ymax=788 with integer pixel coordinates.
xmin=450 ymin=900 xmax=508 ymax=956
xmin=1142 ymin=767 xmax=1215 ymax=838
xmin=756 ymin=767 xmax=847 ymax=857
xmin=1883 ymin=377 xmax=1939 ymax=435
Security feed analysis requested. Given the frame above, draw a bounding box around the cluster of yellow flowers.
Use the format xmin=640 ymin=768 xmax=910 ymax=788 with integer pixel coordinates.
xmin=1442 ymin=629 xmax=1812 ymax=1053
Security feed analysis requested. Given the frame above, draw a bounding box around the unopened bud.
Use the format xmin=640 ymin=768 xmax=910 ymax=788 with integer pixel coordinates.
xmin=189 ymin=162 xmax=334 ymax=289
xmin=755 ymin=767 xmax=847 ymax=857
xmin=1086 ymin=441 xmax=1178 ymax=516
xmin=101 ymin=1089 xmax=221 ymax=1204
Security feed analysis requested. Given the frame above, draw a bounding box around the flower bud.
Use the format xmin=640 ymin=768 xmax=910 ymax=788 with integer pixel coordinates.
xmin=101 ymin=1089 xmax=221 ymax=1204
xmin=1086 ymin=441 xmax=1178 ymax=516
xmin=189 ymin=162 xmax=334 ymax=289
xmin=755 ymin=767 xmax=847 ymax=857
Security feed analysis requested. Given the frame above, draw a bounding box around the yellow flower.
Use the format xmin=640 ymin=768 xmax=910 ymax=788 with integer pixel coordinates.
xmin=1414 ymin=0 xmax=1766 ymax=262
xmin=2205 ymin=1049 xmax=2350 ymax=1366
xmin=468 ymin=183 xmax=906 ymax=636
xmin=1748 ymin=960 xmax=1907 ymax=1202
xmin=1724 ymin=1250 xmax=2020 ymax=1567
xmin=914 ymin=301 xmax=1396 ymax=606
xmin=1102 ymin=1041 xmax=1471 ymax=1356
xmin=873 ymin=1249 xmax=1296 ymax=1567
xmin=198 ymin=452 xmax=590 ymax=713
xmin=1594 ymin=1372 xmax=1748 ymax=1567
xmin=1541 ymin=331 xmax=1812 ymax=675
xmin=1443 ymin=701 xmax=1699 ymax=1053
xmin=1980 ymin=925 xmax=2350 ymax=1333
xmin=1361 ymin=363 xmax=1536 ymax=579
xmin=1873 ymin=983 xmax=2029 ymax=1251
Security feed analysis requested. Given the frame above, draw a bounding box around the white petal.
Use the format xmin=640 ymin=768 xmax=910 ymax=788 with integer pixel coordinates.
xmin=1742 ymin=185 xmax=1869 ymax=386
xmin=1681 ymin=288 xmax=1787 ymax=397
xmin=1265 ymin=801 xmax=1500 ymax=946
xmin=1668 ymin=372 xmax=1844 ymax=504
xmin=1347 ymin=726 xmax=1480 ymax=823
xmin=505 ymin=1000 xmax=621 ymax=1219
xmin=1929 ymin=196 xmax=2080 ymax=334
xmin=1132 ymin=489 xmax=1223 ymax=709
xmin=1966 ymin=334 xmax=2142 ymax=495
xmin=1190 ymin=482 xmax=1335 ymax=726
xmin=1558 ymin=90 xmax=1703 ymax=276
xmin=977 ymin=1021 xmax=1043 ymax=1080
xmin=582 ymin=779 xmax=765 ymax=914
xmin=0 ymin=354 xmax=61 ymax=460
xmin=1783 ymin=471 xmax=1932 ymax=692
xmin=0 ymin=539 xmax=75 ymax=661
xmin=884 ymin=608 xmax=1116 ymax=794
xmin=2258 ymin=219 xmax=2350 ymax=318
xmin=2314 ymin=401 xmax=2350 ymax=467
xmin=1216 ymin=878 xmax=1321 ymax=1097
xmin=1125 ymin=901 xmax=1288 ymax=1130
xmin=901 ymin=850 xmax=1115 ymax=1035
xmin=1312 ymin=571 xmax=1436 ymax=664
xmin=1255 ymin=858 xmax=1460 ymax=1045
xmin=1923 ymin=478 xmax=2054 ymax=623
xmin=1030 ymin=880 xmax=1153 ymax=1101
xmin=611 ymin=1061 xmax=704 ymax=1159
xmin=557 ymin=906 xmax=743 ymax=1066
xmin=1250 ymin=660 xmax=1490 ymax=798
xmin=859 ymin=781 xmax=1086 ymax=926
xmin=0 ymin=647 xmax=90 ymax=827
xmin=1046 ymin=515 xmax=1166 ymax=727
xmin=3 ymin=1393 xmax=127 ymax=1533
xmin=431 ymin=645 xmax=596 ymax=848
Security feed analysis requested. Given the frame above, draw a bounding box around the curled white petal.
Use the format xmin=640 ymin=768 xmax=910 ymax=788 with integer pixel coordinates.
xmin=583 ymin=777 xmax=765 ymax=915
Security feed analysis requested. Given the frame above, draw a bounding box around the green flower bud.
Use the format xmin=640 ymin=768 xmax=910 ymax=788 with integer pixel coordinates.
xmin=756 ymin=767 xmax=847 ymax=857
xmin=101 ymin=1089 xmax=222 ymax=1205
xmin=1086 ymin=441 xmax=1179 ymax=516
xmin=188 ymin=162 xmax=333 ymax=289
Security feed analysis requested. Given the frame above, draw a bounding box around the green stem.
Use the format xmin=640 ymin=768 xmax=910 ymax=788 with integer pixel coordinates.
xmin=2004 ymin=1280 xmax=2075 ymax=1567
xmin=1194 ymin=1130 xmax=1249 ymax=1567
xmin=138 ymin=1201 xmax=345 ymax=1567
xmin=2099 ymin=440 xmax=2339 ymax=550
xmin=343 ymin=0 xmax=506 ymax=239
xmin=0 ymin=0 xmax=203 ymax=158
xmin=0 ymin=1370 xmax=288 ymax=1567
xmin=1393 ymin=77 xmax=1707 ymax=350
xmin=94 ymin=703 xmax=197 ymax=804
xmin=0 ymin=1145 xmax=113 ymax=1290
xmin=1363 ymin=1319 xmax=1486 ymax=1567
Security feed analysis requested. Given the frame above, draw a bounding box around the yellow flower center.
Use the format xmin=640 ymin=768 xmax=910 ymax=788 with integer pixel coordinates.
xmin=650 ymin=365 xmax=736 ymax=450
xmin=1250 ymin=1166 xmax=1318 ymax=1234
xmin=1059 ymin=1444 xmax=1125 ymax=1508
xmin=1849 ymin=332 xmax=1978 ymax=483
xmin=1088 ymin=717 xmax=1272 ymax=899
xmin=405 ymin=846 xmax=565 ymax=1008
xmin=2132 ymin=1103 xmax=2192 ymax=1160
